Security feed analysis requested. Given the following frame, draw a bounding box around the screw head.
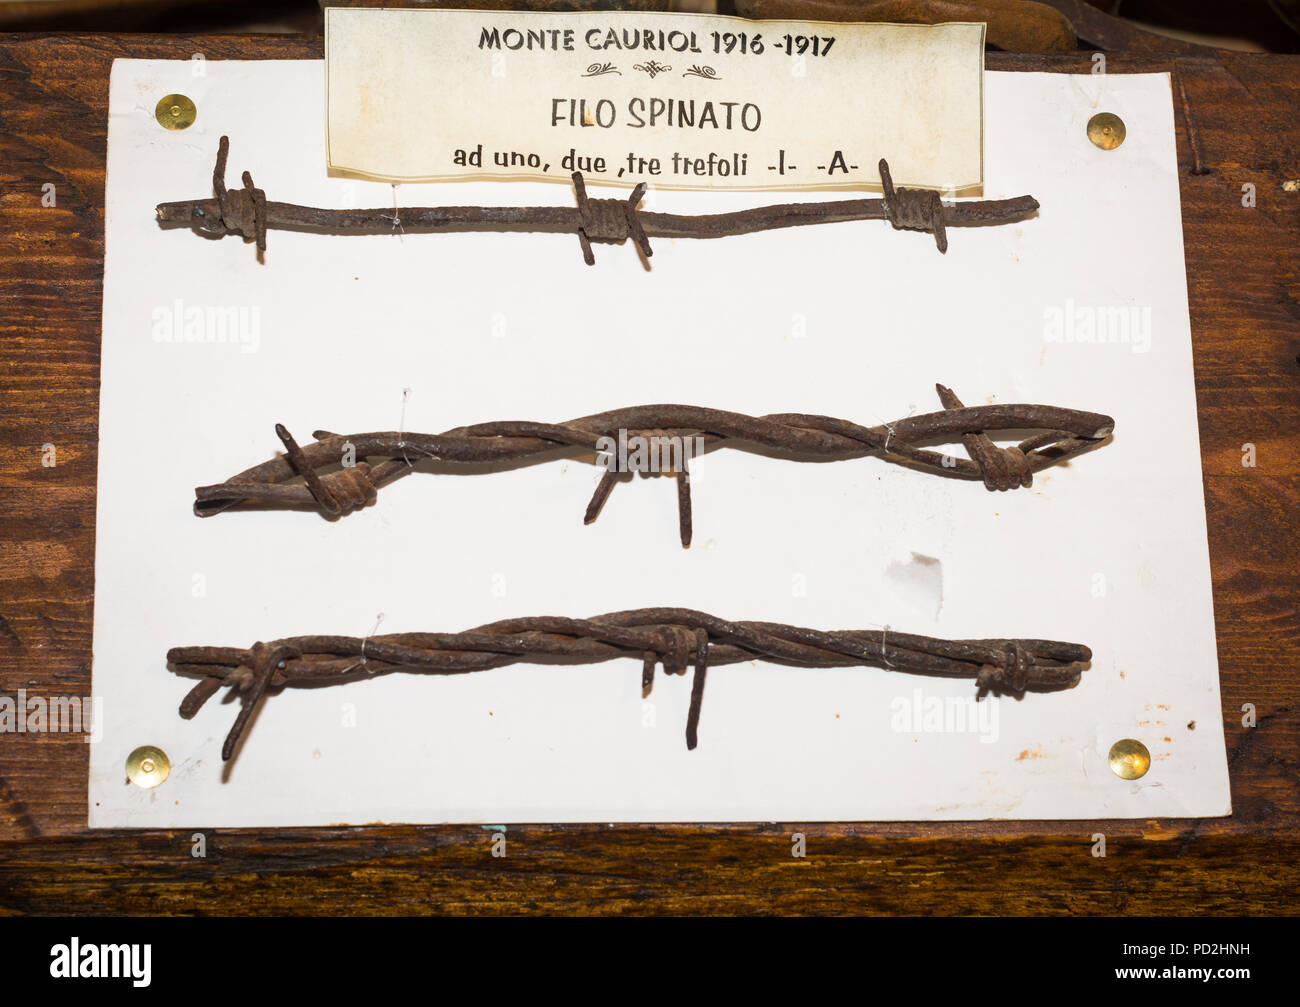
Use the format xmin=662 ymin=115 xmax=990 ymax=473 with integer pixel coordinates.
xmin=155 ymin=94 xmax=196 ymax=131
xmin=1087 ymin=112 xmax=1126 ymax=151
xmin=1107 ymin=738 xmax=1150 ymax=780
xmin=126 ymin=745 xmax=171 ymax=788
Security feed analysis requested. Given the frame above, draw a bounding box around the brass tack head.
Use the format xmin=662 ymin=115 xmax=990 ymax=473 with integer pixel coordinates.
xmin=1087 ymin=112 xmax=1126 ymax=150
xmin=1107 ymin=738 xmax=1150 ymax=780
xmin=155 ymin=94 xmax=196 ymax=131
xmin=126 ymin=745 xmax=171 ymax=788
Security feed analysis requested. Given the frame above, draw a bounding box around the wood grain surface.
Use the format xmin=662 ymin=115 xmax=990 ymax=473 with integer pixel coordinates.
xmin=0 ymin=34 xmax=1297 ymax=914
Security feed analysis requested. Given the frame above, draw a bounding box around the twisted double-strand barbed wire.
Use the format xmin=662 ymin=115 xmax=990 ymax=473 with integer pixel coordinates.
xmin=154 ymin=136 xmax=1041 ymax=264
xmin=194 ymin=384 xmax=1114 ymax=547
xmin=169 ymin=607 xmax=1092 ymax=762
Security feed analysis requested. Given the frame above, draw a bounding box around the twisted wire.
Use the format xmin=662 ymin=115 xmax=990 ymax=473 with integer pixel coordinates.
xmin=168 ymin=607 xmax=1093 ymax=762
xmin=194 ymin=385 xmax=1115 ymax=546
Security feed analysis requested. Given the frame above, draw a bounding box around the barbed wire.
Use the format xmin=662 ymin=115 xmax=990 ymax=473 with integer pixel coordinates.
xmin=170 ymin=607 xmax=1093 ymax=762
xmin=156 ymin=136 xmax=1042 ymax=264
xmin=194 ymin=385 xmax=1115 ymax=546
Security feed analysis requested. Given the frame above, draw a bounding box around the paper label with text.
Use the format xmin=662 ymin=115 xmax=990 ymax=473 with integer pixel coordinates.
xmin=325 ymin=9 xmax=984 ymax=191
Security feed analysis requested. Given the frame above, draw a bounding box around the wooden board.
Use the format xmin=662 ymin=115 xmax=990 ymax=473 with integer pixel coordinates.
xmin=0 ymin=34 xmax=1297 ymax=913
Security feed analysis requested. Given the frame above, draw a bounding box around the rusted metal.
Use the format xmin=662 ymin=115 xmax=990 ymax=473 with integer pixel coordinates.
xmin=193 ymin=385 xmax=1115 ymax=547
xmin=170 ymin=607 xmax=1093 ymax=761
xmin=155 ymin=136 xmax=1041 ymax=264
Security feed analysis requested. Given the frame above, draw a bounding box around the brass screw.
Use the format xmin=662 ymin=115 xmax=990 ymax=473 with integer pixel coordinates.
xmin=155 ymin=94 xmax=197 ymax=131
xmin=126 ymin=745 xmax=171 ymax=788
xmin=1087 ymin=112 xmax=1126 ymax=151
xmin=1107 ymin=738 xmax=1150 ymax=780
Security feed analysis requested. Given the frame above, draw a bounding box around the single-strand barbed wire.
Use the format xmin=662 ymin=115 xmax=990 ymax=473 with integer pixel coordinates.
xmin=155 ymin=136 xmax=1041 ymax=264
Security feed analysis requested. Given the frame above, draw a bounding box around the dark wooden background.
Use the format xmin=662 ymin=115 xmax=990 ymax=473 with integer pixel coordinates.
xmin=0 ymin=34 xmax=1297 ymax=914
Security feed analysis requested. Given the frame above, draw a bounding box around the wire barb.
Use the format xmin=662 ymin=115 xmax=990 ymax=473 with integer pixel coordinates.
xmin=197 ymin=135 xmax=268 ymax=257
xmin=168 ymin=608 xmax=1092 ymax=763
xmin=879 ymin=158 xmax=948 ymax=252
xmin=274 ymin=423 xmax=377 ymax=515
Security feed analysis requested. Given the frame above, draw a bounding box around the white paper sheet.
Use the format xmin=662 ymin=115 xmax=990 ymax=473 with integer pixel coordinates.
xmin=90 ymin=60 xmax=1230 ymax=825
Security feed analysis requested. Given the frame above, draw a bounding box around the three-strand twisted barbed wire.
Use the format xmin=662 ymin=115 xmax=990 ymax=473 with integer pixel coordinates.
xmin=194 ymin=384 xmax=1114 ymax=546
xmin=169 ymin=607 xmax=1093 ymax=762
xmin=154 ymin=136 xmax=1041 ymax=264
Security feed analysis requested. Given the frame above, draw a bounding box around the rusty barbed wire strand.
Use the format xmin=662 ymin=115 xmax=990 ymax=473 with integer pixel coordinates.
xmin=169 ymin=607 xmax=1093 ymax=761
xmin=154 ymin=136 xmax=1041 ymax=264
xmin=193 ymin=384 xmax=1115 ymax=547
